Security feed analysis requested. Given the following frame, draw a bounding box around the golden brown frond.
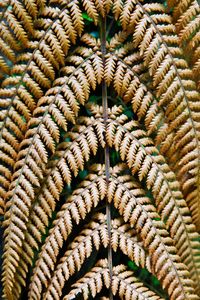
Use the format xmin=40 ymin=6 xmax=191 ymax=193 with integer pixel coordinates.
xmin=110 ymin=0 xmax=200 ymax=231
xmin=9 ymin=159 xmax=106 ymax=299
xmin=29 ymin=215 xmax=108 ymax=299
xmin=106 ymin=53 xmax=172 ymax=148
xmin=0 ymin=0 xmax=47 ymax=83
xmin=0 ymin=0 xmax=34 ymax=79
xmin=104 ymin=41 xmax=178 ymax=172
xmin=27 ymin=173 xmax=106 ymax=300
xmin=108 ymin=173 xmax=197 ymax=299
xmin=63 ymin=259 xmax=110 ymax=300
xmin=28 ymin=210 xmax=152 ymax=300
xmin=111 ymin=217 xmax=151 ymax=271
xmin=169 ymin=0 xmax=200 ymax=89
xmin=63 ymin=260 xmax=165 ymax=300
xmin=2 ymin=109 xmax=105 ymax=296
xmin=107 ymin=114 xmax=200 ymax=294
xmin=18 ymin=159 xmax=153 ymax=300
xmin=1 ymin=1 xmax=200 ymax=299
xmin=112 ymin=264 xmax=164 ymax=300
xmin=0 ymin=0 xmax=103 ymax=215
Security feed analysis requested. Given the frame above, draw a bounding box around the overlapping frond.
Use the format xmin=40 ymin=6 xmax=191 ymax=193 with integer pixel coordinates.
xmin=0 ymin=0 xmax=104 ymax=82
xmin=27 ymin=171 xmax=106 ymax=300
xmin=107 ymin=113 xmax=200 ymax=295
xmin=0 ymin=0 xmax=104 ymax=215
xmin=62 ymin=259 xmax=110 ymax=300
xmin=2 ymin=52 xmax=103 ymax=297
xmin=7 ymin=121 xmax=105 ymax=298
xmin=111 ymin=216 xmax=151 ymax=272
xmin=2 ymin=109 xmax=106 ymax=296
xmin=168 ymin=0 xmax=200 ymax=89
xmin=63 ymin=260 xmax=165 ymax=300
xmin=110 ymin=0 xmax=200 ymax=232
xmin=108 ymin=171 xmax=197 ymax=299
xmin=1 ymin=0 xmax=200 ymax=300
xmin=30 ymin=207 xmax=151 ymax=300
xmin=105 ymin=53 xmax=175 ymax=156
xmin=28 ymin=158 xmax=200 ymax=300
xmin=112 ymin=264 xmax=164 ymax=300
xmin=0 ymin=0 xmax=44 ymax=81
xmin=42 ymin=216 xmax=108 ymax=299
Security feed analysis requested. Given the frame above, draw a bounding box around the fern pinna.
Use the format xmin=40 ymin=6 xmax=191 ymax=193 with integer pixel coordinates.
xmin=0 ymin=0 xmax=200 ymax=299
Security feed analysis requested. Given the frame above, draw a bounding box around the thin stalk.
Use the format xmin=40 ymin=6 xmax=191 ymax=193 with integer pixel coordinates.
xmin=100 ymin=16 xmax=113 ymax=300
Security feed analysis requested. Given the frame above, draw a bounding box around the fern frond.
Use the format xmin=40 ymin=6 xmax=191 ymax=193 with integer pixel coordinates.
xmin=0 ymin=0 xmax=36 ymax=80
xmin=26 ymin=169 xmax=106 ymax=298
xmin=28 ymin=213 xmax=151 ymax=300
xmin=2 ymin=54 xmax=103 ymax=297
xmin=0 ymin=1 xmax=100 ymax=215
xmin=63 ymin=260 xmax=165 ymax=300
xmin=28 ymin=162 xmax=152 ymax=300
xmin=168 ymin=0 xmax=200 ymax=89
xmin=107 ymin=113 xmax=200 ymax=295
xmin=1 ymin=1 xmax=200 ymax=299
xmin=0 ymin=0 xmax=47 ymax=81
xmin=110 ymin=51 xmax=179 ymax=180
xmin=108 ymin=173 xmax=198 ymax=299
xmin=2 ymin=110 xmax=105 ymax=295
xmin=104 ymin=37 xmax=177 ymax=166
xmin=31 ymin=214 xmax=108 ymax=300
xmin=63 ymin=259 xmax=110 ymax=300
xmin=173 ymin=1 xmax=200 ymax=45
xmin=113 ymin=0 xmax=200 ymax=232
xmin=112 ymin=216 xmax=151 ymax=272
xmin=106 ymin=53 xmax=174 ymax=150
xmin=112 ymin=264 xmax=164 ymax=300
xmin=9 ymin=137 xmax=106 ymax=299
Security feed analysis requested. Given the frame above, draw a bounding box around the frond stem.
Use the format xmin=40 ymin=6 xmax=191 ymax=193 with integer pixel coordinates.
xmin=100 ymin=16 xmax=113 ymax=300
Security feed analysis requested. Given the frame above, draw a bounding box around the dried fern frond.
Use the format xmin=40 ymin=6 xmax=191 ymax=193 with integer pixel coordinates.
xmin=9 ymin=146 xmax=106 ymax=298
xmin=168 ymin=0 xmax=200 ymax=89
xmin=112 ymin=264 xmax=164 ymax=300
xmin=1 ymin=0 xmax=200 ymax=299
xmin=29 ymin=166 xmax=152 ymax=300
xmin=107 ymin=113 xmax=200 ymax=294
xmin=2 ymin=48 xmax=101 ymax=291
xmin=42 ymin=216 xmax=108 ymax=299
xmin=111 ymin=216 xmax=151 ymax=271
xmin=0 ymin=1 xmax=102 ymax=215
xmin=108 ymin=173 xmax=198 ymax=299
xmin=28 ymin=173 xmax=106 ymax=300
xmin=2 ymin=109 xmax=105 ymax=296
xmin=104 ymin=30 xmax=177 ymax=184
xmin=62 ymin=259 xmax=110 ymax=300
xmin=105 ymin=53 xmax=172 ymax=149
xmin=110 ymin=0 xmax=200 ymax=232
xmin=63 ymin=260 xmax=164 ymax=300
xmin=0 ymin=0 xmax=42 ymax=81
